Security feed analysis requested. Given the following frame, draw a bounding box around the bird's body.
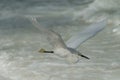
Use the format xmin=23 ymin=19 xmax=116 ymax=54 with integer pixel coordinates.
xmin=54 ymin=47 xmax=80 ymax=63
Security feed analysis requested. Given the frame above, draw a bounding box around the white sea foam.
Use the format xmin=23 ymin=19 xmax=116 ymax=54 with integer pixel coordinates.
xmin=73 ymin=0 xmax=120 ymax=25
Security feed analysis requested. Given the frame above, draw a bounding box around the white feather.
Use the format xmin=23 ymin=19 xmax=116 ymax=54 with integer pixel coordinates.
xmin=66 ymin=19 xmax=107 ymax=49
xmin=27 ymin=17 xmax=67 ymax=49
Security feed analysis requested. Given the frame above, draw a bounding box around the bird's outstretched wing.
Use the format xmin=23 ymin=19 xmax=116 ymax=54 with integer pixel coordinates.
xmin=66 ymin=19 xmax=107 ymax=49
xmin=28 ymin=17 xmax=67 ymax=49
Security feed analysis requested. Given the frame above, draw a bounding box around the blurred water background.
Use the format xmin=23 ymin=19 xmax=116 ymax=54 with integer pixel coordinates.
xmin=0 ymin=0 xmax=120 ymax=80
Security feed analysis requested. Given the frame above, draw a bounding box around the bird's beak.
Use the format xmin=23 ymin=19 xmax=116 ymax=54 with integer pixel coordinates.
xmin=80 ymin=54 xmax=90 ymax=59
xmin=77 ymin=53 xmax=90 ymax=59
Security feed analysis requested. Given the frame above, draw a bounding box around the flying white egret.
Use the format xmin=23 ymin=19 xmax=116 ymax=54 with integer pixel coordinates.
xmin=28 ymin=17 xmax=107 ymax=63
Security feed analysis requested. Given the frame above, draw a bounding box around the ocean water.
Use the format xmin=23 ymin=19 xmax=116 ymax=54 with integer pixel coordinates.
xmin=0 ymin=0 xmax=120 ymax=80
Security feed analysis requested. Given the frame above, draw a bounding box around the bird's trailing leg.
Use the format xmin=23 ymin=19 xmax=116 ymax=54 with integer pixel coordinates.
xmin=39 ymin=48 xmax=54 ymax=53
